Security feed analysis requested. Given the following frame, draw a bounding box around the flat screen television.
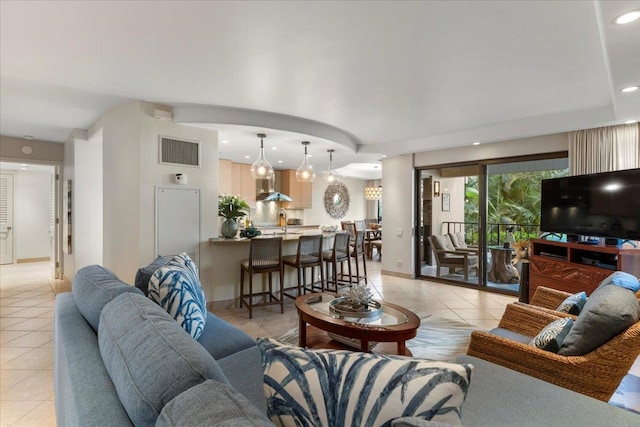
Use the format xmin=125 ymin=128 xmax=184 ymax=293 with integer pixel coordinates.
xmin=540 ymin=168 xmax=640 ymax=241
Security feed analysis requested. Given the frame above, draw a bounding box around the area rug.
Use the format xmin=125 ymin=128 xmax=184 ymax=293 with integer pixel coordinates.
xmin=277 ymin=314 xmax=476 ymax=362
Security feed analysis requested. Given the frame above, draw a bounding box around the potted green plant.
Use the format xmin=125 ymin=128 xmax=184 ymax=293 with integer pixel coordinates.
xmin=218 ymin=194 xmax=250 ymax=238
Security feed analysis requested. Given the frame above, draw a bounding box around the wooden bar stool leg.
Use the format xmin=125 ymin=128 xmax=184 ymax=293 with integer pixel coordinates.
xmin=248 ymin=274 xmax=253 ymax=319
xmin=239 ymin=268 xmax=244 ymax=308
xmin=279 ymin=268 xmax=284 ymax=313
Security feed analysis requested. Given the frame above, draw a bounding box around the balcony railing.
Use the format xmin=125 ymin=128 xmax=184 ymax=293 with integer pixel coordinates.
xmin=442 ymin=221 xmax=541 ymax=247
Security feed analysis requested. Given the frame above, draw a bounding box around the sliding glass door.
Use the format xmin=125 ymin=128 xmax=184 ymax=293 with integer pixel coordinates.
xmin=416 ymin=155 xmax=568 ymax=295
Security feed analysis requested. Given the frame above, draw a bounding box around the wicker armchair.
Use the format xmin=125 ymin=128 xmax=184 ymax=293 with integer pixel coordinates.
xmin=467 ymin=303 xmax=640 ymax=401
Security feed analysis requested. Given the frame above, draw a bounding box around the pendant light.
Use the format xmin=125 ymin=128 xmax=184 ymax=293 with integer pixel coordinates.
xmin=250 ymin=133 xmax=275 ymax=180
xmin=296 ymin=141 xmax=316 ymax=182
xmin=322 ymin=149 xmax=341 ymax=183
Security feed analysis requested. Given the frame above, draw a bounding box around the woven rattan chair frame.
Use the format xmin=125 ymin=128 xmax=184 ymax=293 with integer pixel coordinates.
xmin=239 ymin=237 xmax=284 ymax=319
xmin=467 ymin=303 xmax=640 ymax=401
xmin=283 ymin=235 xmax=325 ymax=298
xmin=322 ymin=232 xmax=352 ymax=292
xmin=516 ymin=286 xmax=640 ymax=319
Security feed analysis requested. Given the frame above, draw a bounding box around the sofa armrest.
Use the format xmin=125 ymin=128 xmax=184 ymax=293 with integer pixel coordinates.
xmin=55 ymin=293 xmax=133 ymax=426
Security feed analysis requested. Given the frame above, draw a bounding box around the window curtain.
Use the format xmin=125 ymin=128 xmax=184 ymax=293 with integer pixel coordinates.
xmin=568 ymin=123 xmax=639 ymax=175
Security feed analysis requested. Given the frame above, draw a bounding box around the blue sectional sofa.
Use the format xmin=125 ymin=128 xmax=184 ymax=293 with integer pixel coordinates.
xmin=54 ymin=265 xmax=639 ymax=426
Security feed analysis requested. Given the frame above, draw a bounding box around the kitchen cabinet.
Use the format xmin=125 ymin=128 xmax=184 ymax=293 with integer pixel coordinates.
xmin=218 ymin=159 xmax=233 ymax=195
xmin=281 ymin=169 xmax=312 ymax=209
xmin=231 ymin=162 xmax=256 ymax=206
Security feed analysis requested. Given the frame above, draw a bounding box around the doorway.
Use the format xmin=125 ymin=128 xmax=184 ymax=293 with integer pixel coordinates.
xmin=0 ymin=162 xmax=61 ymax=278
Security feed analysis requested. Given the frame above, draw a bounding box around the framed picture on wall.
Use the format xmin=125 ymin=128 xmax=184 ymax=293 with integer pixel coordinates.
xmin=442 ymin=193 xmax=450 ymax=212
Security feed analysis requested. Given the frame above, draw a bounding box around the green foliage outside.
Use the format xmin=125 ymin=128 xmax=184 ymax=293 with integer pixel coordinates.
xmin=464 ymin=169 xmax=568 ymax=244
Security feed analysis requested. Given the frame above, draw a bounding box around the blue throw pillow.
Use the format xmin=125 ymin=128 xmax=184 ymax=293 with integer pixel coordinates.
xmin=529 ymin=318 xmax=574 ymax=353
xmin=556 ymin=291 xmax=587 ymax=315
xmin=149 ymin=253 xmax=207 ymax=339
xmin=257 ymin=338 xmax=472 ymax=427
xmin=597 ymin=271 xmax=640 ymax=293
xmin=134 ymin=255 xmax=169 ymax=296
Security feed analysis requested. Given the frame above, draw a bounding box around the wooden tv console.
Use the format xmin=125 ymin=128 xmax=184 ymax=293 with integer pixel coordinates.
xmin=529 ymin=238 xmax=640 ymax=302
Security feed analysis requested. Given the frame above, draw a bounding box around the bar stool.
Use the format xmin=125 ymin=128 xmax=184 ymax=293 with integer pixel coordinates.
xmin=239 ymin=237 xmax=284 ymax=319
xmin=282 ymin=235 xmax=325 ymax=298
xmin=322 ymin=232 xmax=352 ymax=292
xmin=350 ymin=230 xmax=368 ymax=284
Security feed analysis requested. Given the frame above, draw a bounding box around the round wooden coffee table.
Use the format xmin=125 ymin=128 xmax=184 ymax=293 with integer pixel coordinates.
xmin=295 ymin=293 xmax=420 ymax=355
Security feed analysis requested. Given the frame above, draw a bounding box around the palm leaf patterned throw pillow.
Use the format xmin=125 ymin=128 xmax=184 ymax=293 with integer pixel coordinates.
xmin=257 ymin=338 xmax=473 ymax=427
xmin=556 ymin=291 xmax=587 ymax=315
xmin=529 ymin=317 xmax=574 ymax=353
xmin=149 ymin=252 xmax=207 ymax=339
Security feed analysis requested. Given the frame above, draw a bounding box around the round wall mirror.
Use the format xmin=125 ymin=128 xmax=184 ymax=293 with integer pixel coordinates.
xmin=324 ymin=182 xmax=350 ymax=219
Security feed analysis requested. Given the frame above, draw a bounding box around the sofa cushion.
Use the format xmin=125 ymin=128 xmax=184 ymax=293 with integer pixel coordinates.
xmin=556 ymin=291 xmax=587 ymax=315
xmin=257 ymin=338 xmax=472 ymax=427
xmin=559 ymin=284 xmax=640 ymax=356
xmin=529 ymin=317 xmax=573 ymax=353
xmin=134 ymin=255 xmax=169 ymax=296
xmin=72 ymin=264 xmax=143 ymax=332
xmin=98 ymin=292 xmax=229 ymax=427
xmin=597 ymin=271 xmax=640 ymax=293
xmin=148 ymin=252 xmax=207 ymax=339
xmin=156 ymin=380 xmax=274 ymax=427
xmin=197 ymin=312 xmax=257 ymax=360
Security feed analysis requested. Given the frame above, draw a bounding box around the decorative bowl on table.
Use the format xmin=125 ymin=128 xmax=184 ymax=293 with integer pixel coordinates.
xmin=369 ymin=223 xmax=381 ymax=230
xmin=240 ymin=227 xmax=261 ymax=238
xmin=320 ymin=225 xmax=338 ymax=232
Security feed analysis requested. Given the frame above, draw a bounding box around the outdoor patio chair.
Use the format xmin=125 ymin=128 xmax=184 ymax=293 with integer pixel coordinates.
xmin=427 ymin=235 xmax=478 ymax=281
xmin=448 ymin=231 xmax=479 ymax=252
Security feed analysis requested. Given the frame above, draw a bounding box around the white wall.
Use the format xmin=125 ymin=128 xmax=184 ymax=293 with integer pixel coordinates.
xmin=414 ymin=133 xmax=568 ymax=167
xmin=303 ymin=177 xmax=368 ymax=226
xmin=74 ymin=131 xmax=103 ymax=271
xmin=90 ymin=101 xmax=218 ymax=297
xmin=380 ymin=154 xmax=415 ymax=277
xmin=15 ymin=170 xmax=51 ymax=260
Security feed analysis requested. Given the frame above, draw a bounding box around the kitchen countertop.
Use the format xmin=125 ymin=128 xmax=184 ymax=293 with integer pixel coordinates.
xmin=209 ymin=229 xmax=336 ymax=243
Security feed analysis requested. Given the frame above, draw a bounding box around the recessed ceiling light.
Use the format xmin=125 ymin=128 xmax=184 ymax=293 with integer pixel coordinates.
xmin=21 ymin=164 xmax=27 ymax=167
xmin=381 ymin=155 xmax=388 ymax=158
xmin=271 ymin=146 xmax=277 ymax=150
xmin=221 ymin=139 xmax=228 ymax=144
xmin=621 ymin=86 xmax=639 ymax=93
xmin=624 ymin=120 xmax=638 ymax=124
xmin=615 ymin=10 xmax=640 ymax=24
xmin=23 ymin=135 xmax=33 ymax=140
xmin=473 ymin=141 xmax=481 ymax=145
xmin=244 ymin=155 xmax=250 ymax=159
xmin=277 ymin=160 xmax=283 ymax=163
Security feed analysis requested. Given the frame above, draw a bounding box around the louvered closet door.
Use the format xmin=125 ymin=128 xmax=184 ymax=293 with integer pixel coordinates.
xmin=0 ymin=174 xmax=14 ymax=264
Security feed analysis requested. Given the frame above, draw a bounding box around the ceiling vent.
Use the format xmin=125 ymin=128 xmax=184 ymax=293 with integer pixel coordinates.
xmin=159 ymin=136 xmax=200 ymax=167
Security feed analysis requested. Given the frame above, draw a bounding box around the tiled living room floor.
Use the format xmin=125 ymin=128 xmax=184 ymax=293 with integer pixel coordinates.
xmin=1 ymin=260 xmax=638 ymax=425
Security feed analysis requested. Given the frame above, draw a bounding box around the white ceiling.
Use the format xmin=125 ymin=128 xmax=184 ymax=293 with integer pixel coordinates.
xmin=1 ymin=1 xmax=639 ymax=180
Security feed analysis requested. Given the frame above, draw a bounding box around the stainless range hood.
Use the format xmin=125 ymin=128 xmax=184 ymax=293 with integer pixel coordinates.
xmin=256 ymin=192 xmax=292 ymax=202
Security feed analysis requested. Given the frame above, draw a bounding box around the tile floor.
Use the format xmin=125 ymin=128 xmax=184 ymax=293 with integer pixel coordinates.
xmin=0 ymin=260 xmax=637 ymax=425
